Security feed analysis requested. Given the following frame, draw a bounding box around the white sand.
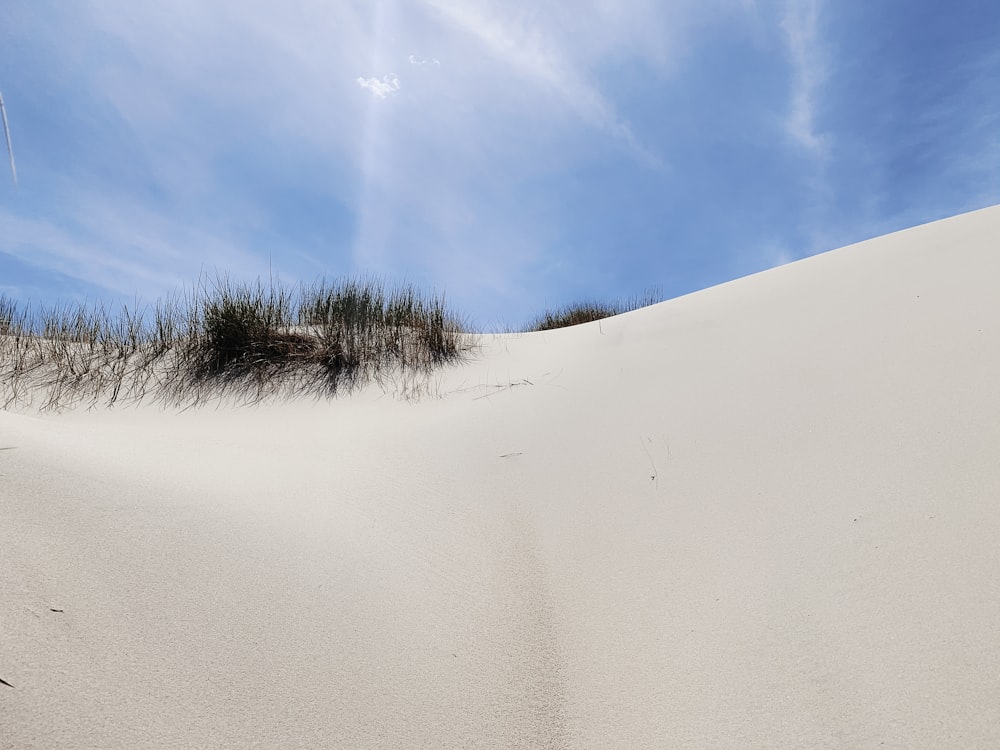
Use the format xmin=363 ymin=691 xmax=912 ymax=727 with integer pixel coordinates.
xmin=3 ymin=205 xmax=1000 ymax=748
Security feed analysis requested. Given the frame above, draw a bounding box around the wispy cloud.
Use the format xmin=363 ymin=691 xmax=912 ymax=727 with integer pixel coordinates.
xmin=0 ymin=91 xmax=17 ymax=187
xmin=419 ymin=0 xmax=661 ymax=165
xmin=408 ymin=55 xmax=440 ymax=66
xmin=356 ymin=75 xmax=401 ymax=99
xmin=0 ymin=188 xmax=268 ymax=302
xmin=781 ymin=0 xmax=828 ymax=156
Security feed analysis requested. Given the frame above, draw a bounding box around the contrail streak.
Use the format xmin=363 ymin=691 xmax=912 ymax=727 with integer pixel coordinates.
xmin=0 ymin=91 xmax=17 ymax=188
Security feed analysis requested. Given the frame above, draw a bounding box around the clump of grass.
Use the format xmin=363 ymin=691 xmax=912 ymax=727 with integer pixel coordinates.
xmin=527 ymin=289 xmax=662 ymax=331
xmin=0 ymin=275 xmax=468 ymax=411
xmin=195 ymin=277 xmax=302 ymax=374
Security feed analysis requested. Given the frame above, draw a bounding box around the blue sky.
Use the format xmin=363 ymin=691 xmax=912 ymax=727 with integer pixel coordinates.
xmin=1 ymin=1 xmax=998 ymax=328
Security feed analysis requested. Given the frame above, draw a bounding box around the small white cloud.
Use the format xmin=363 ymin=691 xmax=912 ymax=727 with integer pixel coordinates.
xmin=356 ymin=75 xmax=400 ymax=99
xmin=408 ymin=55 xmax=440 ymax=66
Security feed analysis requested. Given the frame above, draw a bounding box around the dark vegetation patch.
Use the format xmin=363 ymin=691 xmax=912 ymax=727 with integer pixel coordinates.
xmin=1 ymin=276 xmax=664 ymax=411
xmin=527 ymin=289 xmax=662 ymax=331
xmin=0 ymin=276 xmax=466 ymax=411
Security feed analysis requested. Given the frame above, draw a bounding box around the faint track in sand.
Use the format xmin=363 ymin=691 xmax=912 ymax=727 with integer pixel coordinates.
xmin=490 ymin=504 xmax=570 ymax=749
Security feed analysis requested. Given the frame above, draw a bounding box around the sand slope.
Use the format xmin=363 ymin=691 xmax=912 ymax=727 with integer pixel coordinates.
xmin=3 ymin=205 xmax=1000 ymax=748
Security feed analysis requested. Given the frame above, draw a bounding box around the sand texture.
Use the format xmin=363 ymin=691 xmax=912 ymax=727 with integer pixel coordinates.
xmin=3 ymin=206 xmax=1000 ymax=748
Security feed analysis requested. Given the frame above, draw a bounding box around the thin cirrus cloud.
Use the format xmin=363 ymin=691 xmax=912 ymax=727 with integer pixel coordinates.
xmin=419 ymin=0 xmax=657 ymax=165
xmin=781 ymin=0 xmax=829 ymax=157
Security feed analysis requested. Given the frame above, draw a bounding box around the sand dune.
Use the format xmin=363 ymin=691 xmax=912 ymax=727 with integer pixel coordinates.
xmin=3 ymin=205 xmax=1000 ymax=748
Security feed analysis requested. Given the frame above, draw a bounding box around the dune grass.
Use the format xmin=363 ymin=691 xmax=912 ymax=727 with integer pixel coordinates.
xmin=527 ymin=289 xmax=662 ymax=331
xmin=0 ymin=276 xmax=467 ymax=411
xmin=0 ymin=276 xmax=666 ymax=410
